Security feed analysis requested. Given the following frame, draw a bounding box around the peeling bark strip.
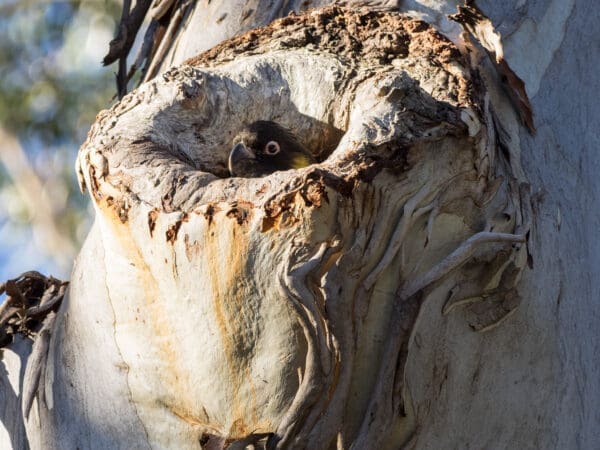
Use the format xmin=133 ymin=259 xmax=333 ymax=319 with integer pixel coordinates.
xmin=449 ymin=2 xmax=536 ymax=133
xmin=69 ymin=6 xmax=531 ymax=449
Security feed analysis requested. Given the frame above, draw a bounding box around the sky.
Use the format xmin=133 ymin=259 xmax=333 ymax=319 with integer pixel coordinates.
xmin=0 ymin=0 xmax=119 ymax=283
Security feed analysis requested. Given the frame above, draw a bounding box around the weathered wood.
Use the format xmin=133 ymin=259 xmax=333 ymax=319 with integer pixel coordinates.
xmin=3 ymin=0 xmax=597 ymax=449
xmin=150 ymin=0 xmax=399 ymax=75
xmin=66 ymin=7 xmax=528 ymax=449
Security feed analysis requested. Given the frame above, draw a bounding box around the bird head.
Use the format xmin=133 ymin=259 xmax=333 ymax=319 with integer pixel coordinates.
xmin=228 ymin=121 xmax=316 ymax=177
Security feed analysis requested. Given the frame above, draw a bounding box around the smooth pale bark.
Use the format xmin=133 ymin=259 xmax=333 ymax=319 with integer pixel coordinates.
xmin=1 ymin=1 xmax=598 ymax=449
xmin=403 ymin=1 xmax=600 ymax=449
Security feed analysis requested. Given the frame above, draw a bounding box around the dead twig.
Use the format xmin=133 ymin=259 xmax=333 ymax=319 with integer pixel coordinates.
xmin=103 ymin=0 xmax=153 ymax=98
xmin=0 ymin=271 xmax=68 ymax=349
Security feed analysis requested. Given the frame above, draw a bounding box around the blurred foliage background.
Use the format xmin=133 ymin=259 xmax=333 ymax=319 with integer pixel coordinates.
xmin=0 ymin=0 xmax=121 ymax=281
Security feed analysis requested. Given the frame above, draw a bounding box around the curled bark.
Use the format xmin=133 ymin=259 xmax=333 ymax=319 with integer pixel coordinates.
xmin=36 ymin=6 xmax=531 ymax=449
xmin=0 ymin=272 xmax=67 ymax=349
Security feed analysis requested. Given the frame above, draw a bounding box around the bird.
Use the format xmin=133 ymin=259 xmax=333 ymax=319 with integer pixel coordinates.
xmin=228 ymin=121 xmax=316 ymax=177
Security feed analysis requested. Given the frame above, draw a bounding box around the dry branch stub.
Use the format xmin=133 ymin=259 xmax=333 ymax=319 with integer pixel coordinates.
xmin=72 ymin=6 xmax=530 ymax=449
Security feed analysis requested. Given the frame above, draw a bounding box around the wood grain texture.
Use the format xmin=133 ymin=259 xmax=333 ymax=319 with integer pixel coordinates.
xmin=11 ymin=0 xmax=599 ymax=448
xmin=69 ymin=7 xmax=528 ymax=448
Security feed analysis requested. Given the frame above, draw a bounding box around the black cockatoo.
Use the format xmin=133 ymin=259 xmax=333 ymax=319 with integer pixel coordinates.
xmin=228 ymin=121 xmax=315 ymax=177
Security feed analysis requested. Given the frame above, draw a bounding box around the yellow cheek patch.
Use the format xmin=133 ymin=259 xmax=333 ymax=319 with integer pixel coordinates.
xmin=290 ymin=154 xmax=314 ymax=169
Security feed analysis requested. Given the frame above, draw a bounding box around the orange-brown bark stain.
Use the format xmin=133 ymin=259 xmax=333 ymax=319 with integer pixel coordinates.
xmin=97 ymin=200 xmax=198 ymax=425
xmin=203 ymin=214 xmax=269 ymax=436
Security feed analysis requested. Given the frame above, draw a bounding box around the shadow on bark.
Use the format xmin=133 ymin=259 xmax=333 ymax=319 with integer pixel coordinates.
xmin=4 ymin=6 xmax=532 ymax=450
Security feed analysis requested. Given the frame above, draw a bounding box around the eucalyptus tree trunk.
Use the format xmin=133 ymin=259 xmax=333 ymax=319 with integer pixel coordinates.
xmin=2 ymin=1 xmax=599 ymax=449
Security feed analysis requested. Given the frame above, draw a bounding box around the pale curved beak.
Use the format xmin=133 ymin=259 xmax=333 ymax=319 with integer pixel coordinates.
xmin=228 ymin=143 xmax=255 ymax=176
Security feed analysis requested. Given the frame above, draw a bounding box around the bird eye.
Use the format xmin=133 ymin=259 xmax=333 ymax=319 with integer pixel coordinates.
xmin=264 ymin=141 xmax=281 ymax=155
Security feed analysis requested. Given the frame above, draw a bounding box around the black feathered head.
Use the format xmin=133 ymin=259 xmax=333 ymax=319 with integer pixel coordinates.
xmin=228 ymin=121 xmax=315 ymax=177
